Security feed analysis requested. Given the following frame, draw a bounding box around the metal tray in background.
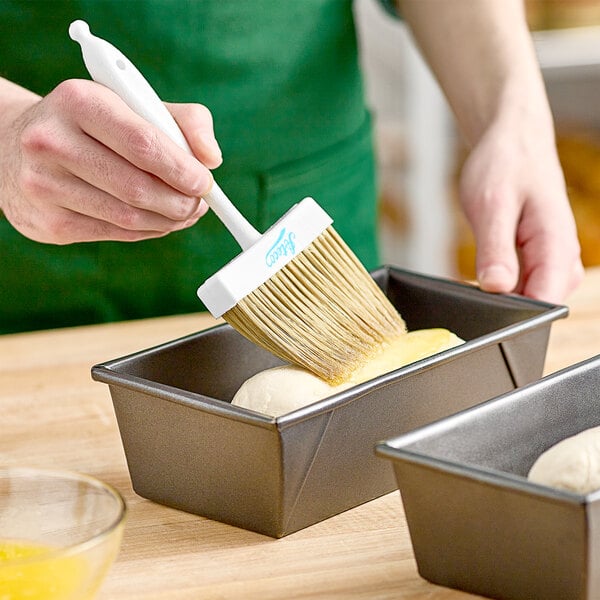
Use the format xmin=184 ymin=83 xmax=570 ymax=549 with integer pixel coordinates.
xmin=91 ymin=266 xmax=567 ymax=538
xmin=377 ymin=354 xmax=600 ymax=600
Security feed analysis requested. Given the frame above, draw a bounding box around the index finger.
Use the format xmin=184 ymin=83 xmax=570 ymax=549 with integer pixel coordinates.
xmin=518 ymin=241 xmax=584 ymax=304
xmin=64 ymin=81 xmax=212 ymax=198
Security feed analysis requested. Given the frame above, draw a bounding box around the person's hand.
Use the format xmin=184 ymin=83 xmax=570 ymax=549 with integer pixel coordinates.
xmin=0 ymin=78 xmax=222 ymax=244
xmin=398 ymin=0 xmax=584 ymax=303
xmin=459 ymin=119 xmax=584 ymax=304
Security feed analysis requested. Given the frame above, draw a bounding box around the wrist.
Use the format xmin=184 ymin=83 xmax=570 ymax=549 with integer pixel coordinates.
xmin=0 ymin=79 xmax=40 ymax=215
xmin=0 ymin=78 xmax=40 ymax=135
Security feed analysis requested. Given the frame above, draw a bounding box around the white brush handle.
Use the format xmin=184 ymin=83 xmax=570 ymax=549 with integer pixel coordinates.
xmin=69 ymin=20 xmax=261 ymax=251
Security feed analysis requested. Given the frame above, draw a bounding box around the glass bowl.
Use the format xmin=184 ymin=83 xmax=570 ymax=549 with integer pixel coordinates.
xmin=0 ymin=467 xmax=126 ymax=599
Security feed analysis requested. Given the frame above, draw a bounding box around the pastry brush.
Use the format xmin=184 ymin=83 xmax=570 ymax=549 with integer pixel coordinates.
xmin=69 ymin=20 xmax=406 ymax=383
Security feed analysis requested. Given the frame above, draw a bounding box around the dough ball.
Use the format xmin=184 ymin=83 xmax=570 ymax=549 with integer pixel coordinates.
xmin=232 ymin=328 xmax=464 ymax=416
xmin=528 ymin=426 xmax=600 ymax=494
xmin=231 ymin=364 xmax=347 ymax=417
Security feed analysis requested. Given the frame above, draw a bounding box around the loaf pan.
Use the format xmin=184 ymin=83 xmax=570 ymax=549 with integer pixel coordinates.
xmin=376 ymin=354 xmax=600 ymax=600
xmin=92 ymin=266 xmax=567 ymax=538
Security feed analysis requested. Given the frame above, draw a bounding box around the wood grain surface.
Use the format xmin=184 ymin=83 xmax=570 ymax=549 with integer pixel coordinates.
xmin=3 ymin=269 xmax=600 ymax=599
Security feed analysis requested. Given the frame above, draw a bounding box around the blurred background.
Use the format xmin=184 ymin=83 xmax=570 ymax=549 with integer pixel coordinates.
xmin=354 ymin=0 xmax=600 ymax=280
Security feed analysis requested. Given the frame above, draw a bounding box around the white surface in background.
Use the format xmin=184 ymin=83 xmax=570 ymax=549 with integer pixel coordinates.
xmin=355 ymin=1 xmax=600 ymax=278
xmin=354 ymin=0 xmax=456 ymax=277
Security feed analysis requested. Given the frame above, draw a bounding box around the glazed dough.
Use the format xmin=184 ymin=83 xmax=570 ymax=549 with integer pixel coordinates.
xmin=232 ymin=328 xmax=464 ymax=416
xmin=528 ymin=426 xmax=600 ymax=494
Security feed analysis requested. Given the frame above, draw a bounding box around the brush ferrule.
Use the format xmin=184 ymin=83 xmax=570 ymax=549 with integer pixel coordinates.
xmin=197 ymin=197 xmax=333 ymax=317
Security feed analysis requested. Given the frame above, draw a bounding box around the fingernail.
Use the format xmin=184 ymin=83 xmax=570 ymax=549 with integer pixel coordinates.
xmin=197 ymin=132 xmax=222 ymax=164
xmin=478 ymin=265 xmax=514 ymax=291
xmin=190 ymin=170 xmax=214 ymax=198
xmin=192 ymin=198 xmax=209 ymax=220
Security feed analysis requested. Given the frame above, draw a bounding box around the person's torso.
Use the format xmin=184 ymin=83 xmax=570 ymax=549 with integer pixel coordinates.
xmin=0 ymin=0 xmax=379 ymax=333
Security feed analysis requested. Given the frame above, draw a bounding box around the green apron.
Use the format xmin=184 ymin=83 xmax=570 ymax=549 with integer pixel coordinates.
xmin=0 ymin=0 xmax=378 ymax=334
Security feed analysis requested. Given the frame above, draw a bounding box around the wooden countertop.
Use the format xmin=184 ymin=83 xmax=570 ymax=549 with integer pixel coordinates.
xmin=3 ymin=268 xmax=600 ymax=599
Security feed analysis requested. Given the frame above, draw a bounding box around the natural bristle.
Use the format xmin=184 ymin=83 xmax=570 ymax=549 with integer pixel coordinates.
xmin=223 ymin=228 xmax=406 ymax=383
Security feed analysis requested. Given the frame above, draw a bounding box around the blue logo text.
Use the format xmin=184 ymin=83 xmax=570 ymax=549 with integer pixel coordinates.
xmin=265 ymin=228 xmax=296 ymax=267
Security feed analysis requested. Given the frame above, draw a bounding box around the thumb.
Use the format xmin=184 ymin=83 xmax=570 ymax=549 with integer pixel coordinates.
xmin=468 ymin=198 xmax=521 ymax=295
xmin=166 ymin=102 xmax=223 ymax=169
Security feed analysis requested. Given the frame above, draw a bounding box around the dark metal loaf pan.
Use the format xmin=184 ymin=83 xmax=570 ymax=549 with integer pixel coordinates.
xmin=376 ymin=354 xmax=600 ymax=600
xmin=91 ymin=266 xmax=567 ymax=538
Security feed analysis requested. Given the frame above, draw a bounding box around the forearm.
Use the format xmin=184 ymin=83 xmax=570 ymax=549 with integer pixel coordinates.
xmin=397 ymin=0 xmax=553 ymax=146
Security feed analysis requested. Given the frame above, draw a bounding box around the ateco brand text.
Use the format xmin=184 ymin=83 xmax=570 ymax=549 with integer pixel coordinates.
xmin=265 ymin=228 xmax=296 ymax=267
